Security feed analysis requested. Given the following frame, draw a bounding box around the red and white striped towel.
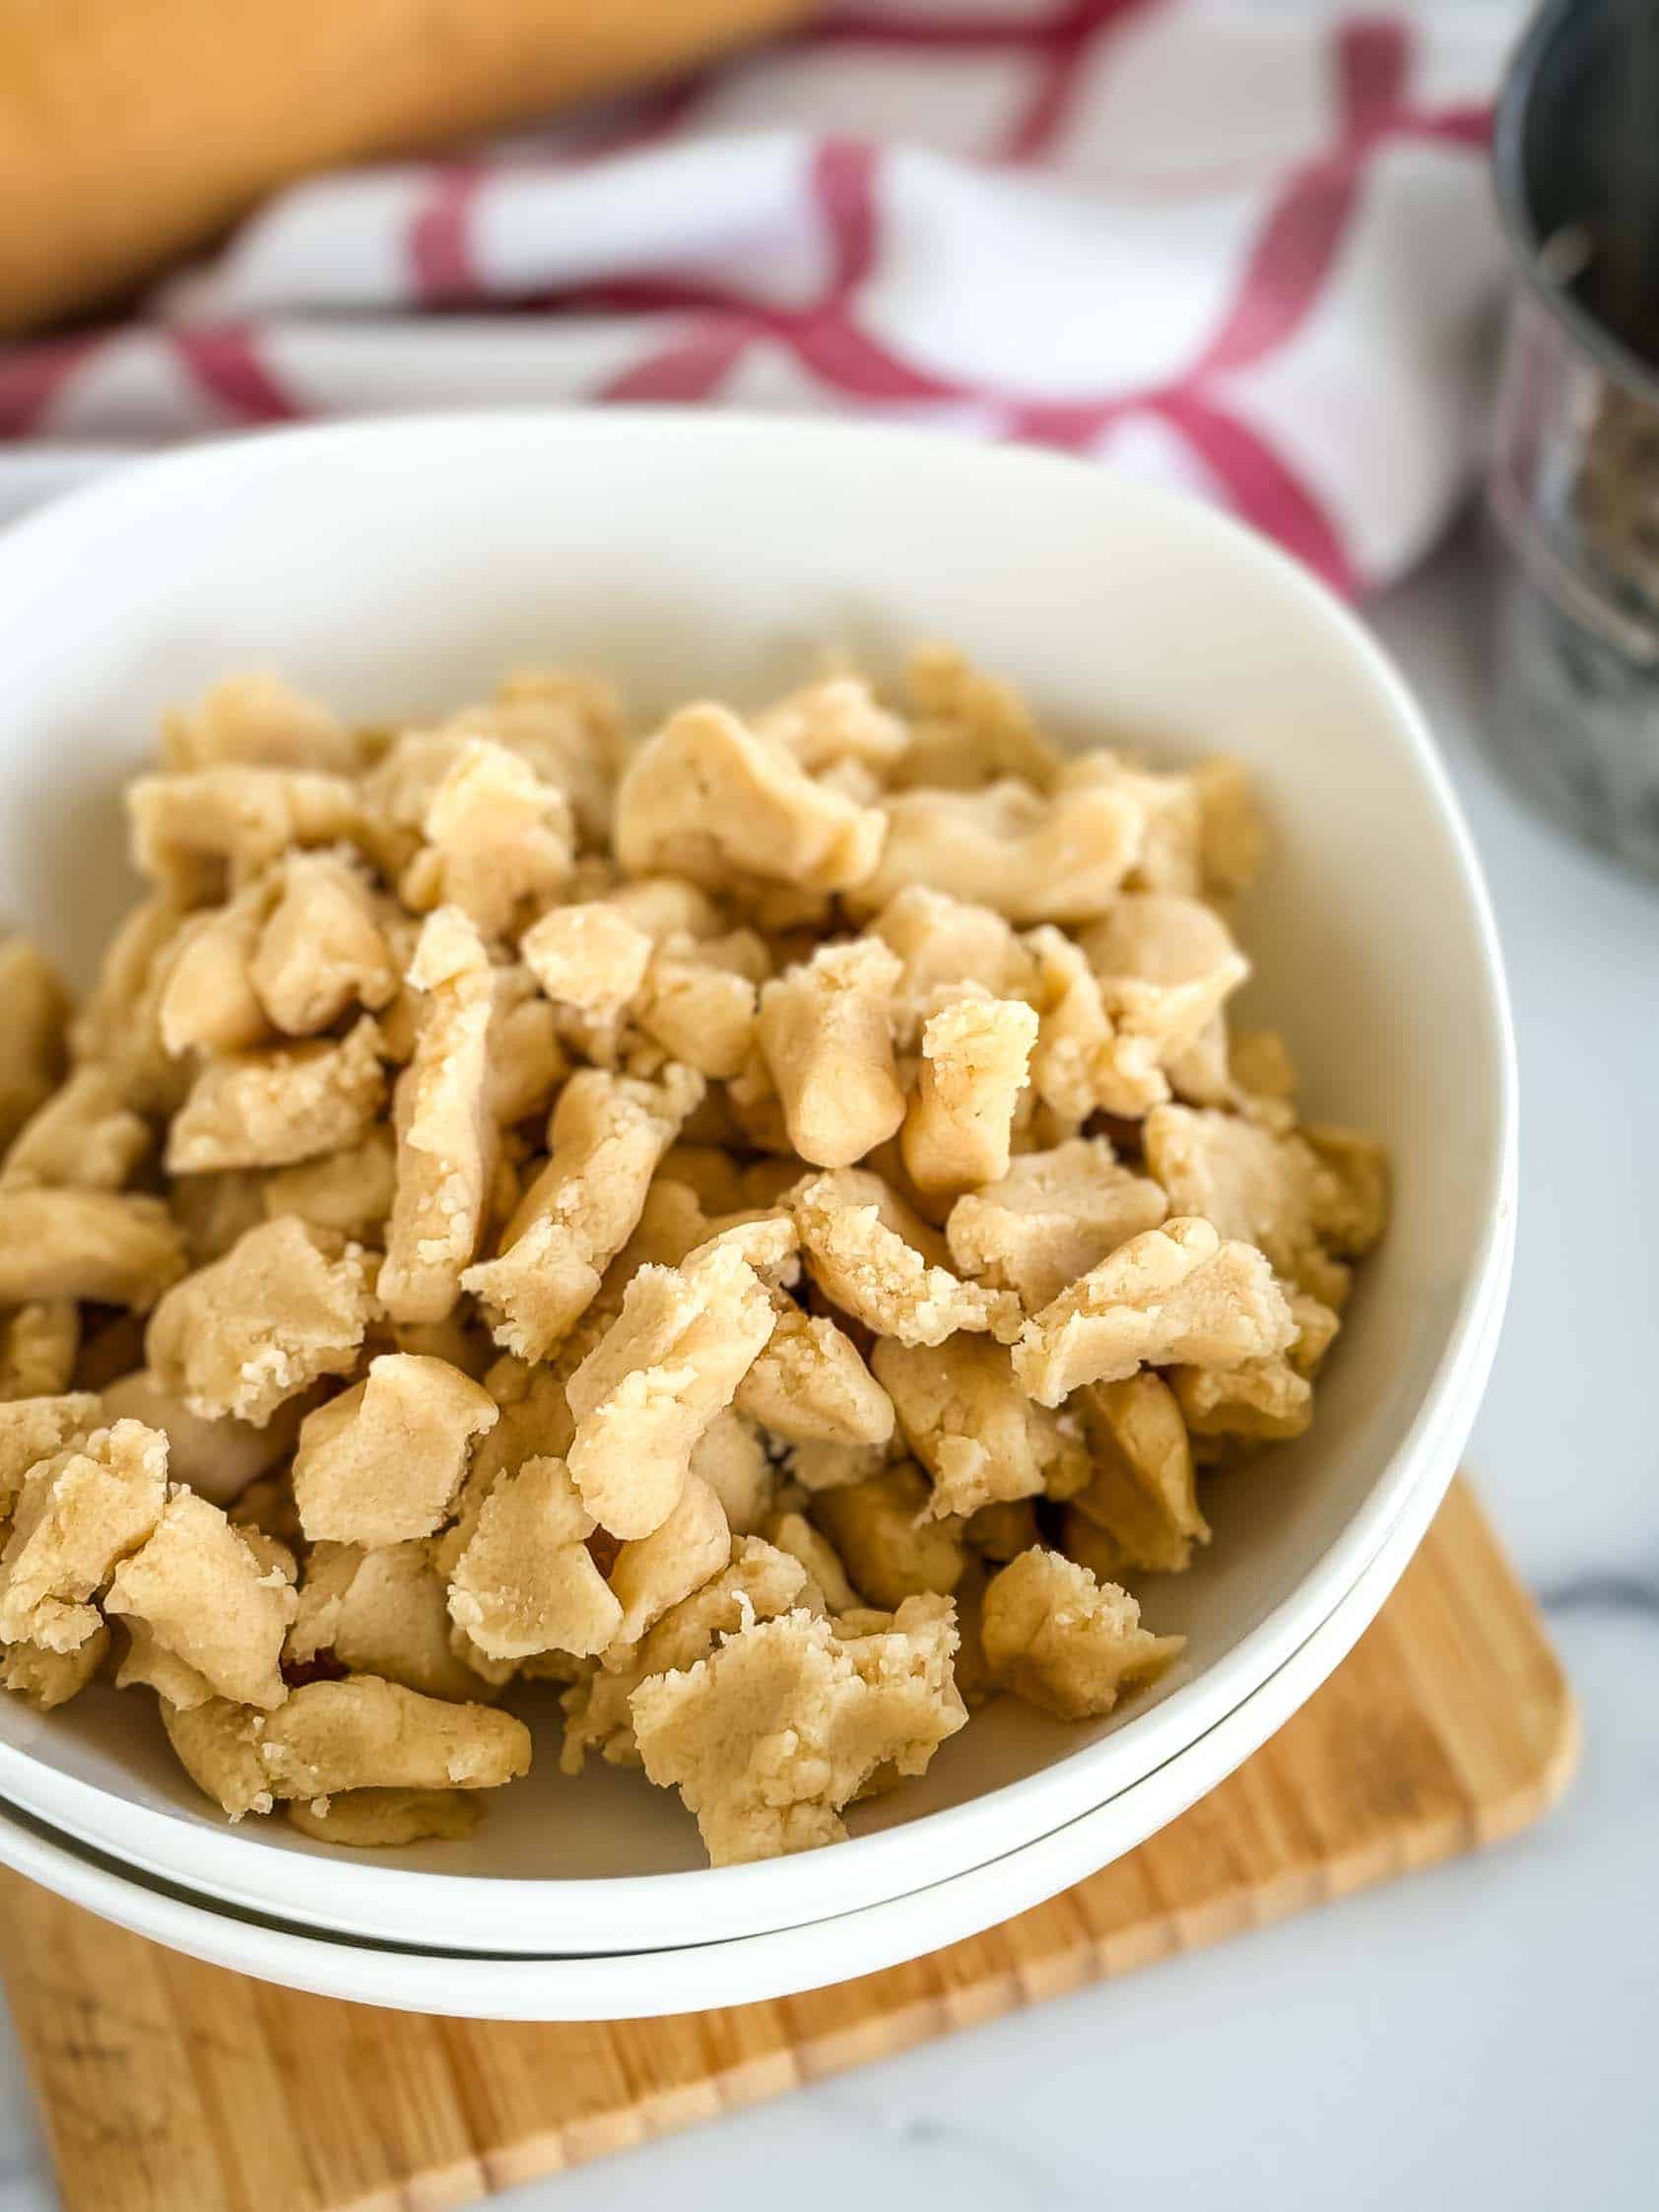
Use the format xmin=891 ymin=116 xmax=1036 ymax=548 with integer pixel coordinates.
xmin=0 ymin=0 xmax=1518 ymax=592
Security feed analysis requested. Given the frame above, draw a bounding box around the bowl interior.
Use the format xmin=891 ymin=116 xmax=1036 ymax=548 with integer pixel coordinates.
xmin=0 ymin=415 xmax=1510 ymax=1904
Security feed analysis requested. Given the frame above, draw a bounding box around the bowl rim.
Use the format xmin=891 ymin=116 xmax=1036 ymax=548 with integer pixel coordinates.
xmin=0 ymin=409 xmax=1519 ymax=1946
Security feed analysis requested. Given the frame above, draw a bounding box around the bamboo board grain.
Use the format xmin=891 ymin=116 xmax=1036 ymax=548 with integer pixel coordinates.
xmin=0 ymin=1478 xmax=1576 ymax=2212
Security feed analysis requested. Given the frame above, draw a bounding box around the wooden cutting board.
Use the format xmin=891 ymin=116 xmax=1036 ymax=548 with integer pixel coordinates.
xmin=0 ymin=1478 xmax=1575 ymax=2212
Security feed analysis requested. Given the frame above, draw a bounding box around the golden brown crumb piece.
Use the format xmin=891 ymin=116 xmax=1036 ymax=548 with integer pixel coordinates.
xmin=900 ymin=993 xmax=1038 ymax=1198
xmin=630 ymin=1594 xmax=965 ymax=1866
xmin=561 ymin=1534 xmax=813 ymax=1773
xmin=146 ymin=1216 xmax=377 ymax=1426
xmin=733 ymin=1300 xmax=895 ymax=1447
xmin=254 ymin=1676 xmax=532 ymax=1798
xmin=399 ymin=738 xmax=575 ymax=939
xmin=285 ymin=1788 xmax=483 ymax=1846
xmin=0 ymin=1419 xmax=168 ymax=1652
xmin=1072 ymin=1372 xmax=1208 ymax=1575
xmin=811 ymin=1461 xmax=966 ymax=1610
xmin=292 ymin=1353 xmax=498 ymax=1546
xmin=166 ymin=1016 xmax=385 ymax=1174
xmin=162 ymin=1696 xmax=276 ymax=1819
xmin=0 ymin=936 xmax=70 ymax=1151
xmin=615 ymin=703 xmax=886 ymax=894
xmin=945 ymin=1137 xmax=1168 ymax=1312
xmin=105 ymin=1488 xmax=296 ymax=1709
xmin=792 ymin=1170 xmax=1021 ymax=1348
xmin=0 ymin=1304 xmax=81 ymax=1401
xmin=1012 ymin=1217 xmax=1295 ymax=1406
xmin=447 ymin=1453 xmax=623 ymax=1661
xmin=377 ymin=906 xmax=496 ymax=1326
xmin=873 ymin=1336 xmax=1087 ymax=1520
xmin=564 ymin=1233 xmax=778 ymax=1539
xmin=980 ymin=1547 xmax=1182 ymax=1719
xmin=248 ymin=852 xmax=398 ymax=1036
xmin=0 ymin=1623 xmax=109 ymax=1710
xmin=0 ymin=1066 xmax=151 ymax=1194
xmin=162 ymin=674 xmax=365 ymax=776
xmin=0 ymin=1189 xmax=185 ymax=1309
xmin=758 ymin=939 xmax=905 ymax=1169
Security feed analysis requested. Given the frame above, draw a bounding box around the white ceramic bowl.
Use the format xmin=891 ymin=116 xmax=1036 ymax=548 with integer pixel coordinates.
xmin=0 ymin=1299 xmax=1511 ymax=2024
xmin=0 ymin=413 xmax=1514 ymax=1956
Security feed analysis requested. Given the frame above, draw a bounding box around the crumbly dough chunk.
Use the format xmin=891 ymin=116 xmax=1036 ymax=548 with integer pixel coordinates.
xmin=981 ymin=1548 xmax=1182 ymax=1720
xmin=263 ymin=1127 xmax=399 ymax=1245
xmin=873 ymin=1336 xmax=1088 ymax=1520
xmin=1 ymin=1066 xmax=151 ymax=1194
xmin=755 ymin=674 xmax=910 ymax=777
xmin=734 ymin=1299 xmax=895 ymax=1447
xmin=462 ymin=1065 xmax=698 ymax=1361
xmin=0 ymin=1190 xmax=185 ymax=1310
xmin=0 ymin=1419 xmax=168 ymax=1652
xmin=0 ymin=936 xmax=69 ymax=1150
xmin=293 ymin=1353 xmax=498 ymax=1546
xmin=1301 ymin=1124 xmax=1391 ymax=1259
xmin=630 ymin=1594 xmax=965 ymax=1866
xmin=67 ymin=896 xmax=187 ymax=1114
xmin=1023 ymin=924 xmax=1172 ymax=1123
xmin=1012 ymin=1217 xmax=1295 ymax=1406
xmin=100 ymin=1369 xmax=298 ymax=1509
xmin=561 ymin=1535 xmax=812 ymax=1773
xmin=254 ymin=1676 xmax=532 ymax=1799
xmin=792 ymin=1170 xmax=1020 ymax=1348
xmin=688 ymin=1409 xmax=775 ymax=1535
xmin=447 ymin=1453 xmax=622 ymax=1661
xmin=287 ymin=1540 xmax=496 ymax=1703
xmin=0 ymin=1394 xmax=100 ymax=1534
xmin=1073 ymin=1373 xmax=1208 ymax=1575
xmin=811 ymin=1461 xmax=966 ymax=1610
xmin=1 ymin=1625 xmax=109 ymax=1710
xmin=378 ymin=906 xmax=496 ymax=1325
xmin=163 ymin=1697 xmax=276 ymax=1820
xmin=894 ymin=641 xmax=1064 ymax=792
xmin=397 ymin=738 xmax=574 ymax=939
xmin=1080 ymin=894 xmax=1249 ymax=1106
xmin=520 ymin=902 xmax=653 ymax=1020
xmin=105 ymin=1487 xmax=296 ymax=1709
xmin=163 ymin=673 xmax=365 ymax=776
xmin=147 ymin=1217 xmax=377 ymax=1426
xmin=157 ymin=881 xmax=273 ymax=1057
xmin=168 ymin=1168 xmax=269 ymax=1266
xmin=871 ymin=887 xmax=1034 ymax=1042
xmin=849 ymin=776 xmax=1142 ymax=926
xmin=285 ymin=1788 xmax=483 ymax=1846
xmin=901 ymin=993 xmax=1037 ymax=1198
xmin=945 ymin=1137 xmax=1168 ymax=1311
xmin=486 ymin=966 xmax=567 ymax=1127
xmin=1171 ymin=1353 xmax=1312 ymax=1442
xmin=128 ymin=765 xmax=365 ymax=903
xmin=634 ymin=936 xmax=763 ymax=1081
xmin=615 ymin=703 xmax=886 ymax=895
xmin=564 ymin=1234 xmax=778 ymax=1539
xmin=962 ymin=1497 xmax=1039 ymax=1563
xmin=166 ymin=1016 xmax=384 ymax=1174
xmin=605 ymin=1475 xmax=730 ymax=1653
xmin=249 ymin=852 xmax=398 ymax=1035
xmin=759 ymin=939 xmax=905 ymax=1169
xmin=763 ymin=1508 xmax=859 ymax=1613
xmin=0 ymin=1304 xmax=81 ymax=1401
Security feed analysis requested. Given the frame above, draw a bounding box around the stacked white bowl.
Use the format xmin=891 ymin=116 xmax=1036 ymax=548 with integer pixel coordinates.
xmin=0 ymin=417 xmax=1514 ymax=2020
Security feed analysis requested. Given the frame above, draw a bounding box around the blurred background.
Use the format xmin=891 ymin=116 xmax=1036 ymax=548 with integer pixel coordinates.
xmin=0 ymin=2 xmax=1654 ymax=2209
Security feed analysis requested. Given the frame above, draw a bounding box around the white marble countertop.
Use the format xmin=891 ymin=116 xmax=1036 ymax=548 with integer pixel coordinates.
xmin=1 ymin=522 xmax=1655 ymax=2211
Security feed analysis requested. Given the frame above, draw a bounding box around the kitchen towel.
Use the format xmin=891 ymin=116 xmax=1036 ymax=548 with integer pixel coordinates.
xmin=0 ymin=0 xmax=1520 ymax=592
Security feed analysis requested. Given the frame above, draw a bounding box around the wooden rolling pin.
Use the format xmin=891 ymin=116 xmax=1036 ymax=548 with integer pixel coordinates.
xmin=0 ymin=0 xmax=811 ymax=334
